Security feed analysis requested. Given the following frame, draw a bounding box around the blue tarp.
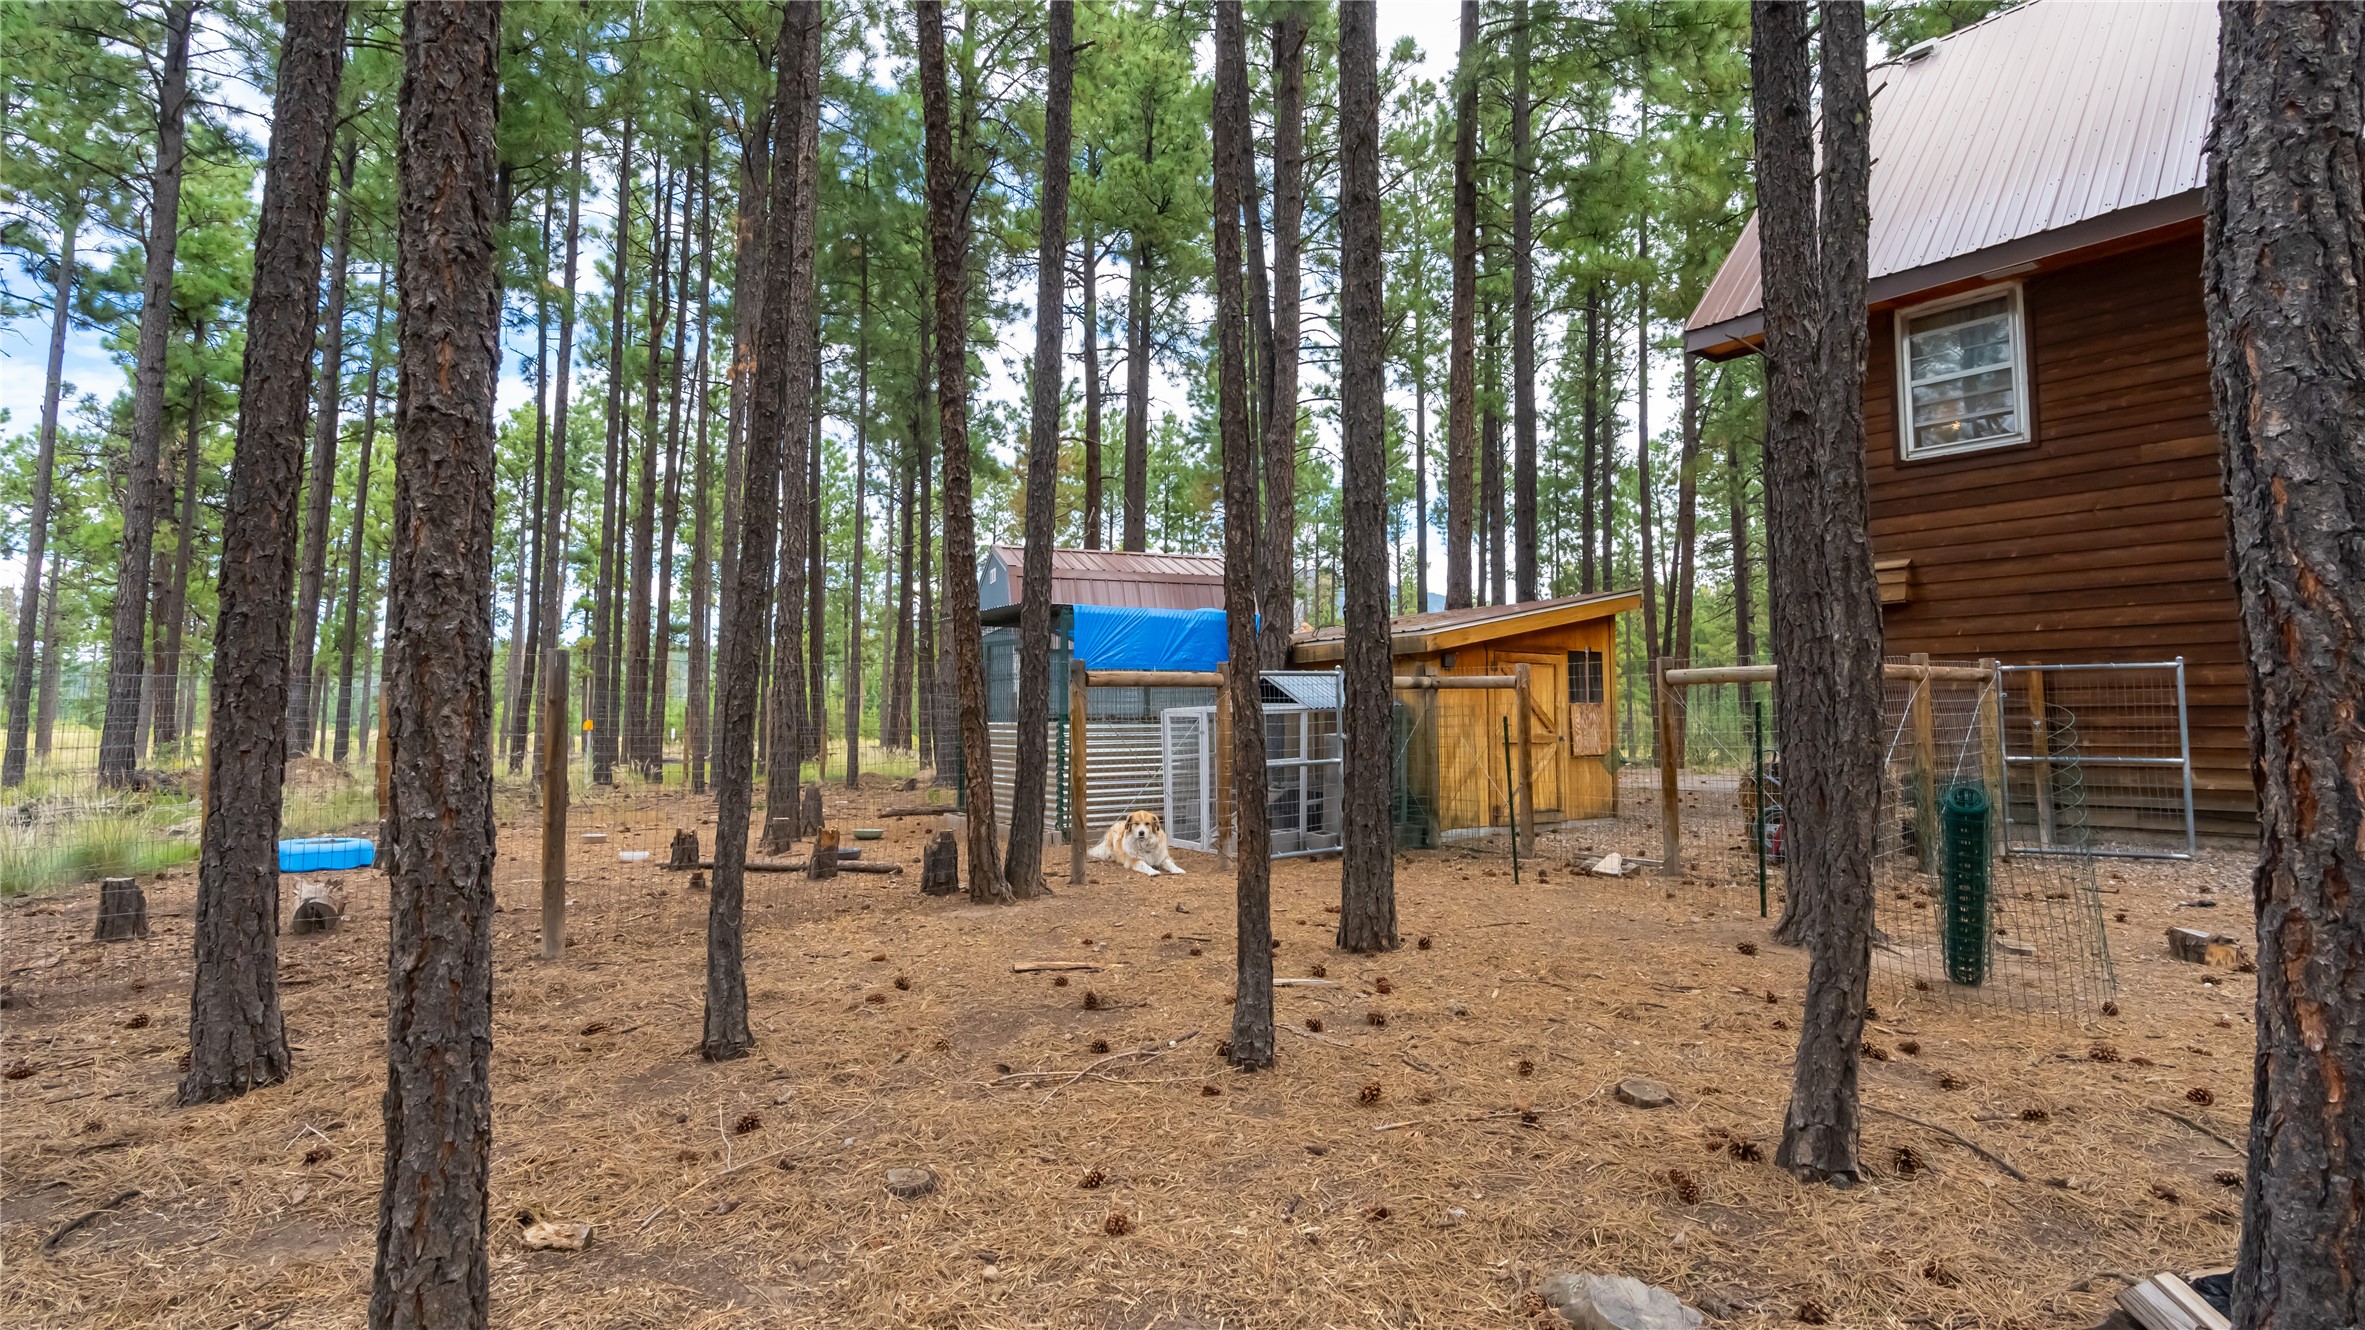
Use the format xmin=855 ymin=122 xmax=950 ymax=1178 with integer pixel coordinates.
xmin=1070 ymin=604 xmax=1231 ymax=672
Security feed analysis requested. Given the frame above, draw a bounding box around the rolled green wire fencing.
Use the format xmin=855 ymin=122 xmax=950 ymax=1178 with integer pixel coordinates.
xmin=1939 ymin=781 xmax=1993 ymax=986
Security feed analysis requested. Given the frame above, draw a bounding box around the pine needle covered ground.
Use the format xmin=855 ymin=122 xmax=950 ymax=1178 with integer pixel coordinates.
xmin=1 ymin=782 xmax=2254 ymax=1328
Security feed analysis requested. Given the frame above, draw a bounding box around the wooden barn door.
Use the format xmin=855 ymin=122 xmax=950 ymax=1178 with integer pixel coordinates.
xmin=1500 ymin=651 xmax=1564 ymax=820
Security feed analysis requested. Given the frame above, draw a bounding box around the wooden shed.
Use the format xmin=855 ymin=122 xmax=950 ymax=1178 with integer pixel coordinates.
xmin=1292 ymin=591 xmax=1638 ymax=840
xmin=1684 ymin=2 xmax=2259 ymax=835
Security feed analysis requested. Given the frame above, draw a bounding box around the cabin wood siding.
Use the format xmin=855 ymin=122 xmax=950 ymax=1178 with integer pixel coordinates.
xmin=1865 ymin=234 xmax=2253 ymax=829
xmin=1400 ymin=618 xmax=1620 ymax=833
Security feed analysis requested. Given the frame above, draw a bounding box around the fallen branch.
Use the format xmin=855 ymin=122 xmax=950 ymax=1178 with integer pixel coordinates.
xmin=42 ymin=1189 xmax=139 ymax=1255
xmin=2150 ymin=1106 xmax=2242 ymax=1153
xmin=876 ymin=806 xmax=951 ymax=818
xmin=992 ymin=1031 xmax=1202 ymax=1103
xmin=1375 ymin=1108 xmax=1543 ymax=1132
xmin=1274 ymin=977 xmax=1341 ymax=989
xmin=1011 ymin=961 xmax=1100 ymax=974
xmin=1865 ymin=1104 xmax=2027 ymax=1181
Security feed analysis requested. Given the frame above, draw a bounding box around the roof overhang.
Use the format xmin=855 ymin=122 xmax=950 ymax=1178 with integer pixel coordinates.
xmin=1290 ymin=591 xmax=1642 ymax=665
xmin=1686 ymin=192 xmax=2206 ymax=362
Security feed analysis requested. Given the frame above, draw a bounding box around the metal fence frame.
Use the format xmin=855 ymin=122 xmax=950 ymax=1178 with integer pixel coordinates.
xmin=1998 ymin=658 xmax=2197 ymax=860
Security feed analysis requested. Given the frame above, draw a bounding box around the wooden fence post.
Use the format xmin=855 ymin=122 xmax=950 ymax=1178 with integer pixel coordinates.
xmin=540 ymin=648 xmax=569 ymax=961
xmin=1514 ymin=663 xmax=1536 ymax=857
xmin=1070 ymin=659 xmax=1089 ymax=883
xmin=1910 ymin=651 xmax=1938 ymax=872
xmin=1977 ymin=657 xmax=2004 ymax=858
xmin=1214 ymin=662 xmax=1234 ymax=867
xmin=1655 ymin=659 xmax=1682 ymax=876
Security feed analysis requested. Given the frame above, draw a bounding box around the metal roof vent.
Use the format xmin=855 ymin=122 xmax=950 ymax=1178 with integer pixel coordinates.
xmin=1900 ymin=37 xmax=1939 ymax=63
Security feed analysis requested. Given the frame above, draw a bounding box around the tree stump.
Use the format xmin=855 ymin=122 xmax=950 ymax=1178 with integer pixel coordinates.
xmin=687 ymin=871 xmax=707 ymax=893
xmin=809 ymin=827 xmax=841 ymax=880
xmin=290 ymin=878 xmax=347 ymax=934
xmin=93 ymin=878 xmax=149 ymax=942
xmin=764 ymin=816 xmax=797 ymax=855
xmin=920 ymin=831 xmax=959 ymax=896
xmin=800 ymin=784 xmax=824 ymax=838
xmin=668 ymin=828 xmax=701 ymax=870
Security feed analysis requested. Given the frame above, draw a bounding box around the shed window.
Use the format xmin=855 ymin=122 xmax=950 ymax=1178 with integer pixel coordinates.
xmin=1896 ymin=284 xmax=2029 ymax=460
xmin=1566 ymin=650 xmax=1604 ymax=705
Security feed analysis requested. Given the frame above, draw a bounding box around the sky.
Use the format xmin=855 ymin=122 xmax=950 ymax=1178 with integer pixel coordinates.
xmin=0 ymin=2 xmax=1683 ymax=603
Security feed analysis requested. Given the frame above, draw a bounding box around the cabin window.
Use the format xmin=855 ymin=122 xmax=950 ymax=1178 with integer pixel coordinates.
xmin=1565 ymin=651 xmax=1604 ymax=705
xmin=1896 ymin=284 xmax=2029 ymax=460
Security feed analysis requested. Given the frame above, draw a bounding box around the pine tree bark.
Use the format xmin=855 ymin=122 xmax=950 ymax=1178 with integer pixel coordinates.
xmin=1336 ymin=0 xmax=1395 ymax=955
xmin=292 ymin=135 xmax=359 ymax=757
xmin=844 ymin=236 xmax=870 ymax=790
xmin=370 ymin=7 xmax=501 ymax=1322
xmin=1080 ymin=220 xmax=1103 ymax=550
xmin=2201 ymin=7 xmax=2365 ymax=1324
xmin=334 ymin=286 xmax=386 ymax=765
xmin=1754 ymin=0 xmax=1877 ymax=1187
xmin=1635 ymin=215 xmax=1659 ymax=667
xmin=505 ymin=193 xmax=551 ymax=776
xmin=1579 ymin=285 xmax=1599 ymax=593
xmin=765 ymin=11 xmax=820 ymax=843
xmin=3 ymin=205 xmax=76 ymax=787
xmin=1258 ymin=5 xmax=1306 ymax=667
xmin=914 ymin=316 xmax=939 ymax=770
xmin=153 ymin=342 xmax=206 ymax=753
xmin=592 ymin=113 xmax=633 ymax=786
xmin=652 ymin=166 xmax=693 ymax=767
xmin=707 ymin=10 xmax=808 ymax=1064
xmin=1511 ymin=0 xmax=1538 ymax=603
xmin=805 ymin=378 xmax=825 ymax=762
xmin=99 ymin=0 xmax=195 ymax=786
xmin=1415 ymin=342 xmax=1429 ymax=611
xmin=885 ymin=424 xmax=916 ymax=748
xmin=1005 ymin=1 xmax=1072 ymax=898
xmin=180 ymin=0 xmax=346 ymax=1107
xmin=1443 ymin=0 xmax=1479 ymax=611
xmin=541 ymin=152 xmax=583 ymax=723
xmin=687 ymin=137 xmax=715 ymax=794
xmin=717 ymin=104 xmax=768 ymax=773
xmin=918 ymin=0 xmax=1009 ymax=900
xmin=1122 ymin=92 xmax=1154 ymax=557
xmin=626 ymin=167 xmax=674 ymax=776
xmin=1672 ymin=358 xmax=1702 ymax=661
xmin=1727 ymin=409 xmax=1756 ymax=669
xmin=1213 ymin=0 xmax=1275 ymax=1069
xmin=1482 ymin=288 xmax=1506 ymax=605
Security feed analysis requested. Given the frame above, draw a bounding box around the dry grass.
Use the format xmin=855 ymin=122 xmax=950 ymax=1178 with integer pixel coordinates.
xmin=0 ymin=782 xmax=2257 ymax=1328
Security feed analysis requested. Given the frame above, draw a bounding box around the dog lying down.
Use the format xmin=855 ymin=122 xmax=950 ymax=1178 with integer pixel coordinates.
xmin=1087 ymin=810 xmax=1187 ymax=876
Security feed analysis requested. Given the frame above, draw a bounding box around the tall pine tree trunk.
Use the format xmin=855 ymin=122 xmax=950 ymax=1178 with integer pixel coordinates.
xmin=541 ymin=153 xmax=583 ymax=720
xmin=1443 ymin=0 xmax=1479 ymax=611
xmin=844 ymin=236 xmax=870 ymax=789
xmin=687 ymin=136 xmax=715 ymax=794
xmin=919 ymin=0 xmax=1008 ymax=898
xmin=99 ymin=0 xmax=195 ymax=786
xmin=372 ymin=6 xmax=501 ymax=1320
xmin=1511 ymin=0 xmax=1539 ymax=602
xmin=592 ymin=114 xmax=633 ymax=785
xmin=1754 ymin=0 xmax=1877 ymax=1186
xmin=1080 ymin=220 xmax=1102 ymax=550
xmin=1336 ymin=0 xmax=1394 ymax=954
xmin=625 ymin=167 xmax=673 ymax=777
xmin=181 ymin=0 xmax=345 ymax=1108
xmin=915 ymin=317 xmax=938 ymax=771
xmin=334 ymin=285 xmax=385 ymax=765
xmin=1671 ymin=358 xmax=1702 ymax=662
xmin=3 ymin=205 xmax=77 ymax=787
xmin=1258 ymin=5 xmax=1306 ymax=668
xmin=292 ymin=135 xmax=358 ymax=756
xmin=1005 ymin=1 xmax=1071 ymax=897
xmin=1123 ymin=97 xmax=1153 ymax=559
xmin=2201 ymin=7 xmax=2365 ymax=1323
xmin=765 ymin=14 xmax=820 ymax=843
xmin=1636 ymin=215 xmax=1659 ymax=671
xmin=1579 ymin=286 xmax=1599 ymax=594
xmin=153 ymin=347 xmax=205 ymax=753
xmin=1213 ymin=0 xmax=1274 ymax=1069
xmin=652 ymin=165 xmax=692 ymax=770
xmin=1483 ymin=286 xmax=1505 ymax=605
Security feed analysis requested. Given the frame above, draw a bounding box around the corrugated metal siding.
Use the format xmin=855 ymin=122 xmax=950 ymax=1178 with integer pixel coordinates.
xmin=1687 ymin=0 xmax=2216 ymax=334
xmin=984 ymin=720 xmax=1170 ymax=843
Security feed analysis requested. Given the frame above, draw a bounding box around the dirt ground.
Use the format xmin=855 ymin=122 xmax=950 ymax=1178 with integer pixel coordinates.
xmin=1 ymin=780 xmax=2259 ymax=1329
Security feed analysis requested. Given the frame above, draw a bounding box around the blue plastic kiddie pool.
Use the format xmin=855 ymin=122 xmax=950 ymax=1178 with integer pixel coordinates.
xmin=278 ymin=837 xmax=376 ymax=872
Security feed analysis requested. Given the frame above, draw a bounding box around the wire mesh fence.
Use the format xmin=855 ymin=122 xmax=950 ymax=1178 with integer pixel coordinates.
xmin=1556 ymin=655 xmax=2118 ymax=1023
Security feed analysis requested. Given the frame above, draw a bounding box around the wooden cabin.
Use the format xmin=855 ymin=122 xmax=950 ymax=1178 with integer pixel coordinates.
xmin=1292 ymin=591 xmax=1639 ymax=841
xmin=1684 ymin=2 xmax=2258 ymax=835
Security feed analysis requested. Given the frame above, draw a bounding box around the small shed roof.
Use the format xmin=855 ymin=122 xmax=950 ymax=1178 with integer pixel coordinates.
xmin=1686 ymin=0 xmax=2217 ymax=358
xmin=979 ymin=545 xmax=1226 ymax=612
xmin=1289 ymin=590 xmax=1640 ymax=665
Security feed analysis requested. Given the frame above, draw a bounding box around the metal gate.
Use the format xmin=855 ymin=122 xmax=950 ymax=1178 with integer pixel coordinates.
xmin=1999 ymin=659 xmax=2197 ymax=859
xmin=1161 ymin=707 xmax=1215 ymax=851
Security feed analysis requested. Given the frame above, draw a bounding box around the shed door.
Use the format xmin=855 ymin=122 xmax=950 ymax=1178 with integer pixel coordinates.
xmin=1161 ymin=707 xmax=1214 ymax=851
xmin=1499 ymin=651 xmax=1564 ymax=819
xmin=1563 ymin=648 xmax=1610 ymax=756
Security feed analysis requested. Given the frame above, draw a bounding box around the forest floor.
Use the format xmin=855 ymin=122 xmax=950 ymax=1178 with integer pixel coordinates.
xmin=1 ymin=778 xmax=2258 ymax=1329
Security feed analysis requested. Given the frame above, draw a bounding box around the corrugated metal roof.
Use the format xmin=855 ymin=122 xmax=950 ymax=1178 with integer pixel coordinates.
xmin=1290 ymin=589 xmax=1637 ymax=661
xmin=981 ymin=545 xmax=1227 ymax=612
xmin=1686 ymin=0 xmax=2216 ymax=346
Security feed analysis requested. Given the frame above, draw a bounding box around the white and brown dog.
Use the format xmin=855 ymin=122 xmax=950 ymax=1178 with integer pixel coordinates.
xmin=1087 ymin=810 xmax=1186 ymax=876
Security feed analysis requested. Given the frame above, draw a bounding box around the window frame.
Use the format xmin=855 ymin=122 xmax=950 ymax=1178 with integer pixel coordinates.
xmin=1893 ymin=282 xmax=2032 ymax=462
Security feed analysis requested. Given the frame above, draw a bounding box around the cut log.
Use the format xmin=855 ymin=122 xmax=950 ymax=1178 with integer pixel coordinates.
xmin=667 ymin=828 xmax=700 ymax=870
xmin=800 ymin=784 xmax=824 ymax=838
xmin=2116 ymin=1273 xmax=2230 ymax=1330
xmin=920 ymin=830 xmax=959 ymax=896
xmin=2166 ymin=927 xmax=2241 ymax=968
xmin=289 ymin=879 xmax=346 ymax=934
xmin=92 ymin=878 xmax=149 ymax=942
xmin=809 ymin=827 xmax=841 ymax=880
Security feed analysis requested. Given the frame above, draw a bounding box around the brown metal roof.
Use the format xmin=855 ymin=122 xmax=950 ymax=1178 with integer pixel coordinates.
xmin=982 ymin=545 xmax=1227 ymax=612
xmin=1687 ymin=0 xmax=2216 ymax=355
